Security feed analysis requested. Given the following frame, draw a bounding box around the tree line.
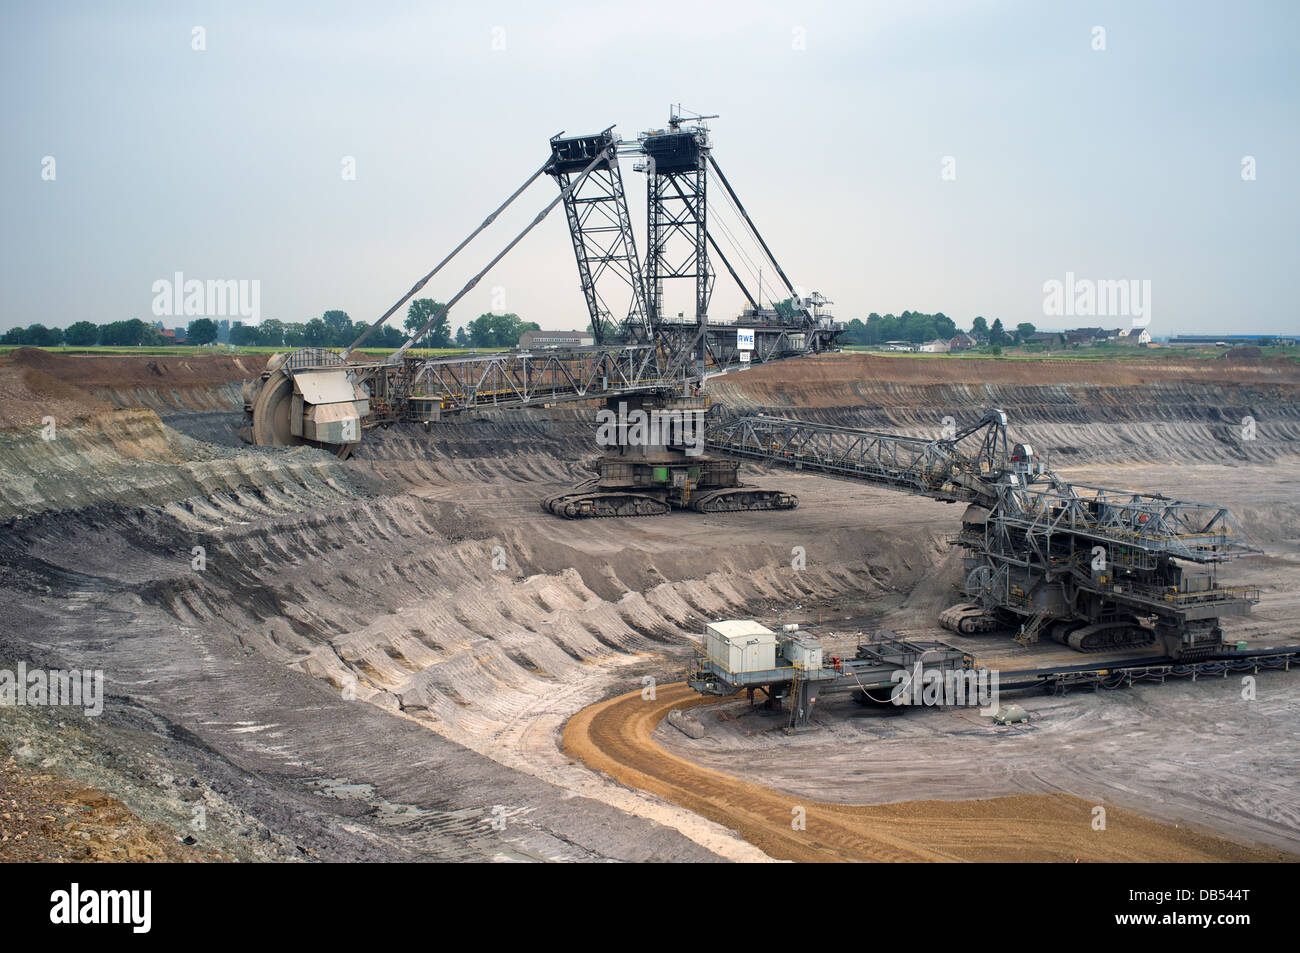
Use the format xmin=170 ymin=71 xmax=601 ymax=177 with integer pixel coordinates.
xmin=0 ymin=300 xmax=541 ymax=350
xmin=5 ymin=299 xmax=1048 ymax=352
xmin=839 ymin=312 xmax=959 ymax=345
xmin=838 ymin=312 xmax=1039 ymax=347
xmin=0 ymin=318 xmax=174 ymax=347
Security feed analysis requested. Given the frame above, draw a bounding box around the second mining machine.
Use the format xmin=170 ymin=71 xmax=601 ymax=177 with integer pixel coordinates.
xmin=706 ymin=411 xmax=1261 ymax=659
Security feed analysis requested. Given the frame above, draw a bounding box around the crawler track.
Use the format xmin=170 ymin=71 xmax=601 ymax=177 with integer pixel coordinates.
xmin=688 ymin=487 xmax=798 ymax=513
xmin=541 ymin=484 xmax=671 ymax=518
xmin=1065 ymin=621 xmax=1156 ymax=652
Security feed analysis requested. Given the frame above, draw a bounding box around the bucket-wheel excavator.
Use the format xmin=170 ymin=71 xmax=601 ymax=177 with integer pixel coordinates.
xmin=705 ymin=411 xmax=1262 ymax=659
xmin=241 ymin=109 xmax=840 ymax=508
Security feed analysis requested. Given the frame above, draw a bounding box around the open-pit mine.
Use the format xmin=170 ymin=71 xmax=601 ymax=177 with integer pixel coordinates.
xmin=3 ymin=116 xmax=1299 ymax=865
xmin=2 ymin=344 xmax=1299 ymax=862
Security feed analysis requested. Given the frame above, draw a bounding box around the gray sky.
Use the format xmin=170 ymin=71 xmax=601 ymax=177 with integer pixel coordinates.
xmin=2 ymin=0 xmax=1297 ymax=337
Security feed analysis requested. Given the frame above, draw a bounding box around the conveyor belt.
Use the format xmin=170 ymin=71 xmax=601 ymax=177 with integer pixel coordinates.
xmin=994 ymin=645 xmax=1300 ymax=694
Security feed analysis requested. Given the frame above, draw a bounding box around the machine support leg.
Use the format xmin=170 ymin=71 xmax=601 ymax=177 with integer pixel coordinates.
xmin=788 ymin=678 xmax=816 ymax=730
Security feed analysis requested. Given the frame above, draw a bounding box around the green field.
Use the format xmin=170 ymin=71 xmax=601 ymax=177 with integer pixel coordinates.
xmin=841 ymin=343 xmax=1300 ymax=364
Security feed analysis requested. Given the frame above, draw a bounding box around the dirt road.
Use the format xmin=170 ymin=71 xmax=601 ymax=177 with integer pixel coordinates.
xmin=564 ymin=683 xmax=1293 ymax=862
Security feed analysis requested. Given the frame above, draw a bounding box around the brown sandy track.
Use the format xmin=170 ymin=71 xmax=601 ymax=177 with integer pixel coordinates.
xmin=564 ymin=683 xmax=1294 ymax=862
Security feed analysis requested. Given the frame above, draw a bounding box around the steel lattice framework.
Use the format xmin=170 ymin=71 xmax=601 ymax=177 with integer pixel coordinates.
xmin=408 ymin=344 xmax=675 ymax=411
xmin=704 ymin=412 xmax=1010 ymax=503
xmin=257 ymin=116 xmax=845 ymax=446
xmin=705 ymin=412 xmax=1260 ymax=564
xmin=642 ymin=128 xmax=713 ymax=329
xmin=545 ymin=130 xmax=650 ymax=344
xmin=333 ymin=344 xmax=687 ymax=423
xmin=989 ymin=481 xmax=1258 ymax=562
xmin=701 ymin=410 xmax=1261 ymax=652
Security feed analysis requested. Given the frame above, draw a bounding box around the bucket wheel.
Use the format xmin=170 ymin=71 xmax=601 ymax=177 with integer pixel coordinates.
xmin=249 ymin=363 xmax=357 ymax=460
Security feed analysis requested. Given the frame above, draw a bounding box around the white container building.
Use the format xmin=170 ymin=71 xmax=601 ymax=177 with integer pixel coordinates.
xmin=704 ymin=620 xmax=777 ymax=674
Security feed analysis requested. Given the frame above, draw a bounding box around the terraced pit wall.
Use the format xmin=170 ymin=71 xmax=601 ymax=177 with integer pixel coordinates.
xmin=2 ymin=349 xmax=1298 ymax=861
xmin=709 ymin=352 xmax=1300 ymax=465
